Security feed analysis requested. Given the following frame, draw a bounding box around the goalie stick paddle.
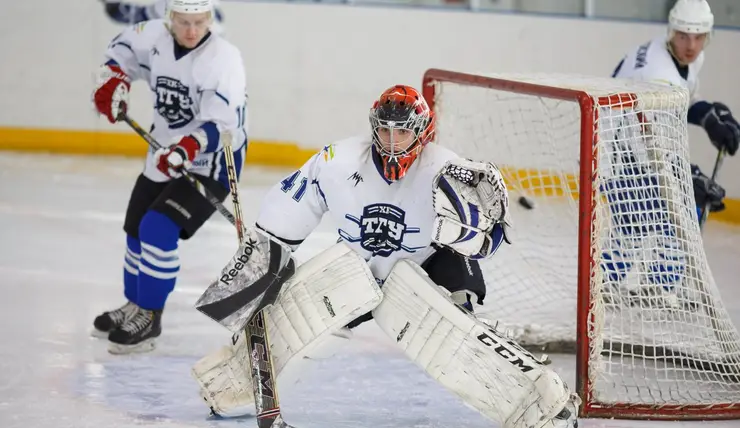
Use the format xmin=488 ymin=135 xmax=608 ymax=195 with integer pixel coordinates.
xmin=118 ymin=112 xmax=238 ymax=227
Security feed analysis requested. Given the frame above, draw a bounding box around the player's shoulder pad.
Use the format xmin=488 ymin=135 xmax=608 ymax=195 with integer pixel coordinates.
xmin=626 ymin=38 xmax=654 ymax=69
xmin=418 ymin=142 xmax=459 ymax=171
xmin=195 ymin=36 xmax=245 ymax=77
xmin=316 ymin=135 xmax=368 ymax=165
xmin=625 ymin=37 xmax=677 ymax=81
xmin=207 ymin=36 xmax=244 ymax=63
xmin=132 ymin=18 xmax=169 ymax=38
xmin=110 ymin=19 xmax=168 ymax=53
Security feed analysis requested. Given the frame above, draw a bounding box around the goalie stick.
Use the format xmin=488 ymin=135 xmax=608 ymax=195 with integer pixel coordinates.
xmin=119 ymin=111 xmax=292 ymax=427
xmin=218 ymin=123 xmax=293 ymax=428
xmin=118 ymin=111 xmax=238 ymax=228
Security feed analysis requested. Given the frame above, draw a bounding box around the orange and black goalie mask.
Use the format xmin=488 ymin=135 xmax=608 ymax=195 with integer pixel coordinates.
xmin=369 ymin=85 xmax=436 ymax=181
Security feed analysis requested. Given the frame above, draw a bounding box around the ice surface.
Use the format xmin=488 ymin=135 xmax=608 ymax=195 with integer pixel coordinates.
xmin=1 ymin=152 xmax=739 ymax=428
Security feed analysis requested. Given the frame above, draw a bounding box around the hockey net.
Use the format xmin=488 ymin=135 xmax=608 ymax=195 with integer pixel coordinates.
xmin=422 ymin=69 xmax=740 ymax=419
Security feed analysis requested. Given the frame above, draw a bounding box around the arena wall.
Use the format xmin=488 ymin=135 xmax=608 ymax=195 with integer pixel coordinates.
xmin=1 ymin=1 xmax=738 ymax=222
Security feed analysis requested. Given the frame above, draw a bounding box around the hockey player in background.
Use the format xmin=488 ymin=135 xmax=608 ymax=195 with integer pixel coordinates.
xmin=605 ymin=0 xmax=739 ymax=306
xmin=190 ymin=85 xmax=581 ymax=428
xmin=100 ymin=0 xmax=225 ymax=34
xmin=612 ymin=0 xmax=738 ymax=215
xmin=90 ymin=0 xmax=247 ymax=354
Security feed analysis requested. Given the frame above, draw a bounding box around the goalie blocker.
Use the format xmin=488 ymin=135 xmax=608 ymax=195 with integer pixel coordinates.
xmin=192 ymin=241 xmax=384 ymax=416
xmin=193 ymin=242 xmax=579 ymax=428
xmin=194 ymin=227 xmax=296 ymax=333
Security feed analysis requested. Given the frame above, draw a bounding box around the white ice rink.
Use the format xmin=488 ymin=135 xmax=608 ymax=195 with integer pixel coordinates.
xmin=1 ymin=152 xmax=739 ymax=428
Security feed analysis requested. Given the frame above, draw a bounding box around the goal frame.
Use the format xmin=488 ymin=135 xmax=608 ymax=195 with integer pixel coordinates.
xmin=421 ymin=68 xmax=740 ymax=421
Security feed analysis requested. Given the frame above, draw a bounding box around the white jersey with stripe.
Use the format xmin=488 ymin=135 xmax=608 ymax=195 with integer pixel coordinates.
xmin=256 ymin=136 xmax=487 ymax=283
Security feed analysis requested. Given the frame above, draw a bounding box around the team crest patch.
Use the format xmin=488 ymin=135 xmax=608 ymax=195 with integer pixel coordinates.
xmin=338 ymin=203 xmax=424 ymax=257
xmin=155 ymin=76 xmax=195 ymax=129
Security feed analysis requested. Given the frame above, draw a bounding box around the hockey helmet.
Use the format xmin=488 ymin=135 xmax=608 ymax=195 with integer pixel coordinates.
xmin=668 ymin=0 xmax=713 ymax=35
xmin=166 ymin=0 xmax=215 ymax=27
xmin=369 ymin=85 xmax=436 ymax=181
xmin=167 ymin=0 xmax=214 ymax=15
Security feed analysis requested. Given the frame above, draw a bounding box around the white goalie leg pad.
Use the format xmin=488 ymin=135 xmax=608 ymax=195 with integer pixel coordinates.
xmin=192 ymin=334 xmax=254 ymax=417
xmin=192 ymin=242 xmax=384 ymax=417
xmin=373 ymin=260 xmax=574 ymax=428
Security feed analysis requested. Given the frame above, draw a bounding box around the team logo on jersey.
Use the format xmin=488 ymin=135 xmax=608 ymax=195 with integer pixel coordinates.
xmin=338 ymin=203 xmax=424 ymax=257
xmin=155 ymin=76 xmax=195 ymax=129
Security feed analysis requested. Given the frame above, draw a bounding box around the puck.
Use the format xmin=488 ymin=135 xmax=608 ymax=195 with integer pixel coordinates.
xmin=518 ymin=196 xmax=535 ymax=210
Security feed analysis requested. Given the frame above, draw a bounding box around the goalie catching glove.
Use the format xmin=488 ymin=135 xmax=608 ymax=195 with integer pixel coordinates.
xmin=432 ymin=158 xmax=511 ymax=259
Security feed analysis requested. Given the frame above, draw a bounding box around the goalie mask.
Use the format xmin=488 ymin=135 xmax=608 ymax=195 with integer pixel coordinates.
xmin=370 ymin=85 xmax=436 ymax=181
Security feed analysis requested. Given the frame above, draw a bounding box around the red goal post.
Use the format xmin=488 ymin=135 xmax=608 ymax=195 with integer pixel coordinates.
xmin=421 ymin=68 xmax=740 ymax=420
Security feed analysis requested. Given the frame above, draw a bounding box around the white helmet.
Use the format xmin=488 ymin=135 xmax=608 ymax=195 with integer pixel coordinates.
xmin=668 ymin=0 xmax=714 ymax=34
xmin=167 ymin=0 xmax=214 ymax=16
xmin=165 ymin=0 xmax=214 ymax=32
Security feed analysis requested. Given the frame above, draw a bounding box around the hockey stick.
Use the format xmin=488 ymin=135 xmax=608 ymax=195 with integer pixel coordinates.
xmin=219 ymin=132 xmax=291 ymax=428
xmin=120 ymin=112 xmax=291 ymax=426
xmin=699 ymin=148 xmax=726 ymax=230
xmin=118 ymin=112 xmax=237 ymax=227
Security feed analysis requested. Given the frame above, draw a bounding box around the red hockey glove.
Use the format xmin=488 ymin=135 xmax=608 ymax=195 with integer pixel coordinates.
xmin=155 ymin=136 xmax=201 ymax=178
xmin=93 ymin=64 xmax=131 ymax=123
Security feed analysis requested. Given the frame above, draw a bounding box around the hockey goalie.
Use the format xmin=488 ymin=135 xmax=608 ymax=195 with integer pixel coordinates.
xmin=191 ymin=85 xmax=581 ymax=428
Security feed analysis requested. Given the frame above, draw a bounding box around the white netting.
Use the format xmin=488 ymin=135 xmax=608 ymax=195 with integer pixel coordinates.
xmin=429 ymin=72 xmax=740 ymax=411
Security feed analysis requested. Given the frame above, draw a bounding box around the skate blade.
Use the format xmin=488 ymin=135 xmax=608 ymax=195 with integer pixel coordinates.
xmin=108 ymin=338 xmax=157 ymax=355
xmin=90 ymin=328 xmax=110 ymax=339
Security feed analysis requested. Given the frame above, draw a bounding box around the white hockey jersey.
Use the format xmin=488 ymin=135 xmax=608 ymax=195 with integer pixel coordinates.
xmin=612 ymin=35 xmax=704 ymax=104
xmin=104 ymin=19 xmax=247 ymax=184
xmin=256 ymin=136 xmax=464 ymax=283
